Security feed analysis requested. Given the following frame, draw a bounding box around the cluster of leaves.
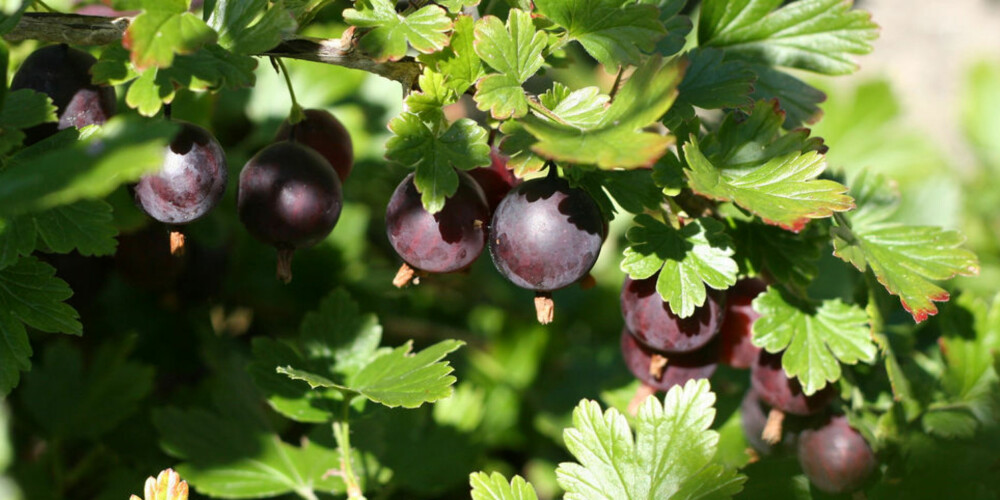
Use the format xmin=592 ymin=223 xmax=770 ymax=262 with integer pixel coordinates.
xmin=0 ymin=0 xmax=997 ymax=499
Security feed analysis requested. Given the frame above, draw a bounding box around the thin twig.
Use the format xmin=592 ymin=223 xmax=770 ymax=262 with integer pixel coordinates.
xmin=3 ymin=13 xmax=421 ymax=88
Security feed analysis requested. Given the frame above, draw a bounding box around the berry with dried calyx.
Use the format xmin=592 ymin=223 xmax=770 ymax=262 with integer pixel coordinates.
xmin=489 ymin=168 xmax=605 ymax=324
xmin=385 ymin=171 xmax=489 ymax=286
xmin=133 ymin=122 xmax=228 ymax=255
xmin=752 ymin=350 xmax=836 ymax=445
xmin=237 ymin=141 xmax=343 ymax=283
xmin=621 ymin=273 xmax=726 ymax=354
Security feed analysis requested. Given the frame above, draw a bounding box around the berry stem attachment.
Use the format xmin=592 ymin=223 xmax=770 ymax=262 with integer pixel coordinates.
xmin=273 ymin=57 xmax=305 ymax=127
xmin=393 ymin=262 xmax=416 ymax=288
xmin=168 ymin=230 xmax=186 ymax=256
xmin=276 ymin=247 xmax=295 ymax=284
xmin=762 ymin=408 xmax=785 ymax=445
xmin=534 ymin=292 xmax=554 ymax=324
xmin=648 ymin=353 xmax=668 ymax=380
xmin=627 ymin=383 xmax=657 ymax=416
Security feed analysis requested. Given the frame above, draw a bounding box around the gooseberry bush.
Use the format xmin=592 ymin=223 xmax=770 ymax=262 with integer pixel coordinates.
xmin=1 ymin=0 xmax=998 ymax=499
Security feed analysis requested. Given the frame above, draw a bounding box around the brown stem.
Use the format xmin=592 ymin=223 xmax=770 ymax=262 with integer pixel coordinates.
xmin=627 ymin=383 xmax=657 ymax=416
xmin=578 ymin=273 xmax=596 ymax=290
xmin=761 ymin=408 xmax=785 ymax=445
xmin=534 ymin=292 xmax=554 ymax=324
xmin=648 ymin=353 xmax=668 ymax=380
xmin=392 ymin=262 xmax=416 ymax=288
xmin=3 ymin=13 xmax=422 ymax=88
xmin=276 ymin=247 xmax=295 ymax=284
xmin=168 ymin=230 xmax=185 ymax=256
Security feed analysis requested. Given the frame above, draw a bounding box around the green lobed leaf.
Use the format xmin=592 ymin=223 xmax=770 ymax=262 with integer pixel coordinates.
xmin=832 ymin=172 xmax=980 ymax=323
xmin=675 ymin=48 xmax=756 ymax=112
xmin=698 ymin=0 xmax=879 ymax=75
xmin=728 ymin=219 xmax=822 ymax=292
xmin=498 ymin=120 xmax=546 ymax=176
xmin=556 ymin=379 xmax=745 ymax=499
xmin=0 ymin=217 xmax=34 ymax=269
xmin=281 ymin=339 xmax=465 ymax=409
xmin=621 ymin=215 xmax=738 ymax=318
xmin=535 ymin=0 xmax=666 ymax=70
xmin=470 ymin=472 xmax=539 ymax=500
xmin=124 ymin=45 xmax=257 ymax=116
xmin=124 ymin=3 xmax=218 ymax=70
xmin=751 ymin=287 xmax=876 ymax=395
xmin=385 ymin=113 xmax=490 ymax=213
xmin=0 ymin=89 xmax=57 ymax=130
xmin=21 ymin=340 xmax=153 ymax=439
xmin=249 ymin=288 xmax=384 ymax=422
xmin=209 ymin=0 xmax=297 ymax=54
xmin=346 ymin=339 xmax=464 ymax=408
xmin=418 ymin=15 xmax=485 ymax=96
xmin=472 ymin=10 xmax=546 ymax=119
xmin=155 ymin=407 xmax=347 ymax=498
xmin=0 ymin=117 xmax=179 ymax=215
xmin=0 ymin=257 xmax=80 ymax=396
xmin=573 ymin=169 xmax=663 ymax=217
xmin=834 ymin=225 xmax=980 ymax=323
xmin=691 ymin=99 xmax=826 ymax=170
xmin=747 ymin=64 xmax=826 ymax=128
xmin=405 ymin=68 xmax=458 ymax=124
xmin=344 ymin=0 xmax=452 ymax=61
xmin=519 ymin=57 xmax=682 ymax=169
xmin=33 ymin=201 xmax=119 ymax=257
xmin=538 ymin=83 xmax=610 ymax=129
xmin=683 ymin=137 xmax=853 ymax=232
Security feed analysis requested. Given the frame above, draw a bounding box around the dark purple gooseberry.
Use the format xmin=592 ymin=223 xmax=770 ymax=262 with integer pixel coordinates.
xmin=10 ymin=44 xmax=116 ymax=144
xmin=274 ymin=109 xmax=353 ymax=183
xmin=237 ymin=141 xmax=343 ymax=283
xmin=752 ymin=350 xmax=836 ymax=416
xmin=489 ymin=171 xmax=605 ymax=323
xmin=620 ymin=327 xmax=718 ymax=392
xmin=797 ymin=415 xmax=876 ymax=495
xmin=751 ymin=350 xmax=836 ymax=445
xmin=467 ymin=147 xmax=519 ymax=214
xmin=718 ymin=278 xmax=768 ymax=369
xmin=621 ymin=273 xmax=726 ymax=354
xmin=385 ymin=171 xmax=489 ymax=286
xmin=133 ymin=122 xmax=228 ymax=245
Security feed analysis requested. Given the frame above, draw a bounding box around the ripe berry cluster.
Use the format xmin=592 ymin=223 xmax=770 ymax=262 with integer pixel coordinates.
xmin=618 ymin=275 xmax=876 ymax=494
xmin=13 ymin=44 xmax=352 ymax=284
xmin=386 ymin=156 xmax=605 ymax=324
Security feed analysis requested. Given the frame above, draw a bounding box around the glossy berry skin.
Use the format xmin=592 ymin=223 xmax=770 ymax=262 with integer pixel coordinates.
xmin=275 ymin=109 xmax=353 ymax=183
xmin=620 ymin=327 xmax=718 ymax=392
xmin=752 ymin=351 xmax=835 ymax=416
xmin=797 ymin=415 xmax=876 ymax=494
xmin=385 ymin=171 xmax=489 ymax=273
xmin=489 ymin=174 xmax=604 ymax=292
xmin=11 ymin=44 xmax=116 ymax=144
xmin=718 ymin=278 xmax=768 ymax=368
xmin=134 ymin=122 xmax=228 ymax=225
xmin=621 ymin=273 xmax=726 ymax=354
xmin=238 ymin=142 xmax=343 ymax=250
xmin=467 ymin=148 xmax=519 ymax=213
